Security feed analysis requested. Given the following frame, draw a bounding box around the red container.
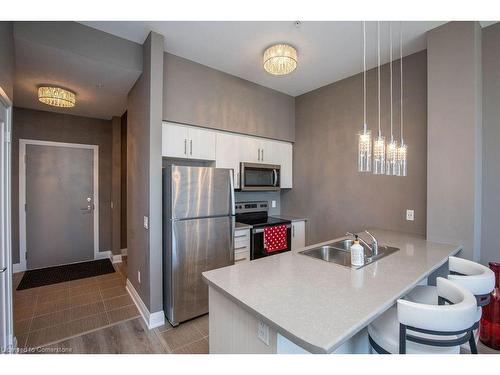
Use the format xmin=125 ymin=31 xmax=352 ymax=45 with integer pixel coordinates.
xmin=480 ymin=262 xmax=500 ymax=350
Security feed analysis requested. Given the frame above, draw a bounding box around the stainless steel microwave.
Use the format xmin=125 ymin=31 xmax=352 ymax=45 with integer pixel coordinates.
xmin=240 ymin=162 xmax=280 ymax=191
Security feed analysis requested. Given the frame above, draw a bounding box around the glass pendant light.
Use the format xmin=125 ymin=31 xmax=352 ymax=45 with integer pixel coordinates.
xmin=396 ymin=22 xmax=407 ymax=177
xmin=358 ymin=21 xmax=372 ymax=172
xmin=373 ymin=22 xmax=385 ymax=174
xmin=386 ymin=23 xmax=398 ymax=175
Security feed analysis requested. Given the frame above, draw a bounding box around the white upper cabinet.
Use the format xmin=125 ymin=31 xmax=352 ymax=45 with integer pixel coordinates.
xmin=162 ymin=122 xmax=216 ymax=160
xmin=188 ymin=126 xmax=216 ymax=160
xmin=163 ymin=122 xmax=293 ymax=189
xmin=215 ymin=132 xmax=244 ymax=188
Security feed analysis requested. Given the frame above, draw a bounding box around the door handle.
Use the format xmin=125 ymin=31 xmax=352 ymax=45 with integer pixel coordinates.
xmin=257 ymin=148 xmax=260 ymax=161
xmin=184 ymin=139 xmax=187 ymax=155
xmin=80 ymin=205 xmax=93 ymax=211
xmin=261 ymin=149 xmax=264 ymax=161
xmin=190 ymin=139 xmax=193 ymax=155
xmin=0 ymin=267 xmax=7 ymax=273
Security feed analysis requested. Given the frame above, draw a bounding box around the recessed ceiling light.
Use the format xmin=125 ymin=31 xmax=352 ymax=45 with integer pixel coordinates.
xmin=38 ymin=86 xmax=76 ymax=108
xmin=263 ymin=44 xmax=298 ymax=76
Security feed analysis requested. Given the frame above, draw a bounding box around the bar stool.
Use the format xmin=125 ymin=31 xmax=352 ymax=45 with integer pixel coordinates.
xmin=368 ymin=277 xmax=478 ymax=354
xmin=405 ymin=256 xmax=495 ymax=353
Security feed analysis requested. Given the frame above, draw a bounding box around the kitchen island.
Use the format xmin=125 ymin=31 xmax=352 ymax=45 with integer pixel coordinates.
xmin=202 ymin=229 xmax=462 ymax=354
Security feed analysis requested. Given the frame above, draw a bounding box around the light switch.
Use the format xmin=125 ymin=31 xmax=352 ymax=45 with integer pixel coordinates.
xmin=143 ymin=216 xmax=149 ymax=229
xmin=406 ymin=209 xmax=415 ymax=221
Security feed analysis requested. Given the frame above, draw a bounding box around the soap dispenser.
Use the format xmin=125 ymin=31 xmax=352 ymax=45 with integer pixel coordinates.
xmin=350 ymin=235 xmax=364 ymax=267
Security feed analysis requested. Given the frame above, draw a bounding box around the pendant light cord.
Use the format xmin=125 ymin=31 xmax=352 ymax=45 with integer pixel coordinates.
xmin=377 ymin=21 xmax=381 ymax=138
xmin=400 ymin=22 xmax=404 ymax=145
xmin=390 ymin=23 xmax=393 ymax=143
xmin=363 ymin=21 xmax=366 ymax=133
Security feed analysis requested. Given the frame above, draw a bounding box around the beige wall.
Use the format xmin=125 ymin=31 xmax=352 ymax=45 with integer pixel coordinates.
xmin=11 ymin=107 xmax=113 ymax=263
xmin=162 ymin=52 xmax=295 ymax=142
xmin=127 ymin=32 xmax=164 ymax=313
xmin=481 ymin=23 xmax=500 ymax=264
xmin=427 ymin=22 xmax=482 ymax=261
xmin=0 ymin=21 xmax=14 ymax=100
xmin=281 ymin=51 xmax=428 ymax=245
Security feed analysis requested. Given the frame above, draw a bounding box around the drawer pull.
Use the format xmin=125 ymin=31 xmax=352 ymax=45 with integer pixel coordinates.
xmin=234 ymin=246 xmax=248 ymax=251
xmin=235 ymin=234 xmax=248 ymax=238
xmin=235 ymin=258 xmax=247 ymax=263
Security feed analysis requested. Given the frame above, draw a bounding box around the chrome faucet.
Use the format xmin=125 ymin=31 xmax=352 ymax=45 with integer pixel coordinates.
xmin=345 ymin=230 xmax=379 ymax=257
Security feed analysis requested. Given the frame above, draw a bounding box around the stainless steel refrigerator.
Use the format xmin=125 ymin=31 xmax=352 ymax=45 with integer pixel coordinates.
xmin=163 ymin=166 xmax=235 ymax=326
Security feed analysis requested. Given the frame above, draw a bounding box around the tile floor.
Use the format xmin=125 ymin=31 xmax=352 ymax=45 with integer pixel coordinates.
xmin=12 ymin=257 xmax=210 ymax=354
xmin=13 ymin=258 xmax=140 ymax=350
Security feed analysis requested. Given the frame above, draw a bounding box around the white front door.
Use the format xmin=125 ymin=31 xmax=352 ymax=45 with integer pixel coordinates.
xmin=0 ymin=94 xmax=13 ymax=353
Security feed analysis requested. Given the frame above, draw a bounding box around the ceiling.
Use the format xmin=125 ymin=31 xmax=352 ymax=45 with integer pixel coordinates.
xmin=80 ymin=21 xmax=456 ymax=96
xmin=13 ymin=23 xmax=142 ymax=120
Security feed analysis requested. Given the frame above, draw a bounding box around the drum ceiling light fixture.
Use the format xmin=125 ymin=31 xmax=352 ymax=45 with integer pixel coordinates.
xmin=38 ymin=86 xmax=76 ymax=108
xmin=263 ymin=43 xmax=298 ymax=76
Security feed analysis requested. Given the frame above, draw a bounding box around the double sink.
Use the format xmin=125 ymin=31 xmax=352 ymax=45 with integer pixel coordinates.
xmin=300 ymin=238 xmax=399 ymax=269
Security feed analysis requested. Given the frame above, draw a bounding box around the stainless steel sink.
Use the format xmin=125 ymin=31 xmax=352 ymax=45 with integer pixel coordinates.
xmin=300 ymin=239 xmax=399 ymax=269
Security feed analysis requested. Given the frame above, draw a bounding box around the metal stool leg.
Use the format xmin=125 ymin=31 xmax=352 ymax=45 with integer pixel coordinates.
xmin=468 ymin=332 xmax=478 ymax=354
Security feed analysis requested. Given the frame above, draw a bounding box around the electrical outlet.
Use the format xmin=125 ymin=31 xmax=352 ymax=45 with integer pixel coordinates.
xmin=143 ymin=216 xmax=149 ymax=230
xmin=406 ymin=209 xmax=415 ymax=221
xmin=271 ymin=200 xmax=277 ymax=208
xmin=257 ymin=320 xmax=270 ymax=346
xmin=137 ymin=270 xmax=141 ymax=284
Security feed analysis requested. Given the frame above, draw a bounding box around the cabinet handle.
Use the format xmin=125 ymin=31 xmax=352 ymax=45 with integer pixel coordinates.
xmin=184 ymin=139 xmax=187 ymax=155
xmin=261 ymin=149 xmax=264 ymax=161
xmin=234 ymin=246 xmax=248 ymax=250
xmin=190 ymin=139 xmax=193 ymax=155
xmin=235 ymin=258 xmax=247 ymax=263
xmin=257 ymin=148 xmax=260 ymax=161
xmin=293 ymin=225 xmax=295 ymax=238
xmin=235 ymin=234 xmax=248 ymax=238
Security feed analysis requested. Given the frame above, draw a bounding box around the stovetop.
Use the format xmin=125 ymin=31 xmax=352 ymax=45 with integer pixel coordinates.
xmin=235 ymin=201 xmax=291 ymax=228
xmin=235 ymin=214 xmax=291 ymax=228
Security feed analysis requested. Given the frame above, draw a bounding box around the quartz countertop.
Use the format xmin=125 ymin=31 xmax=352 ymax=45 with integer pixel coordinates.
xmin=270 ymin=215 xmax=307 ymax=222
xmin=202 ymin=229 xmax=462 ymax=354
xmin=235 ymin=222 xmax=253 ymax=230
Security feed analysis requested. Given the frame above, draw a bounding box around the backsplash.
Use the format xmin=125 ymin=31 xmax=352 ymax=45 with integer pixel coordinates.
xmin=234 ymin=191 xmax=281 ymax=216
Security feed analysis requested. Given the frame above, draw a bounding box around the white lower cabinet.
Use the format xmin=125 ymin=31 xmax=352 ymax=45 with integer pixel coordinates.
xmin=234 ymin=228 xmax=250 ymax=263
xmin=291 ymin=220 xmax=305 ymax=250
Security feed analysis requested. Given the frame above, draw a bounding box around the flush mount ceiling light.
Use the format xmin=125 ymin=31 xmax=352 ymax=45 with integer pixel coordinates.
xmin=38 ymin=86 xmax=76 ymax=108
xmin=263 ymin=44 xmax=298 ymax=76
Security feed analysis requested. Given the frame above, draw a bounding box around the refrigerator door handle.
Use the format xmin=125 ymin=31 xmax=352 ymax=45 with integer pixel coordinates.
xmin=229 ymin=170 xmax=235 ymax=215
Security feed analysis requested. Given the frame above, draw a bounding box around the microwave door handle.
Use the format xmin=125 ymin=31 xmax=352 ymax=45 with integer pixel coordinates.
xmin=273 ymin=169 xmax=278 ymax=187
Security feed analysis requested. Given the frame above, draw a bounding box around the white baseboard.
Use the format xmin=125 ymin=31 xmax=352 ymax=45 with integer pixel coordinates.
xmin=95 ymin=250 xmax=112 ymax=260
xmin=126 ymin=279 xmax=165 ymax=330
xmin=121 ymin=248 xmax=127 ymax=256
xmin=13 ymin=263 xmax=24 ymax=273
xmin=110 ymin=254 xmax=122 ymax=263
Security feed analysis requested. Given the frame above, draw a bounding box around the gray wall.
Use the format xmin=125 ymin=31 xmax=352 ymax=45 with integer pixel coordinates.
xmin=0 ymin=21 xmax=14 ymax=100
xmin=281 ymin=51 xmax=428 ymax=245
xmin=11 ymin=107 xmax=113 ymax=263
xmin=163 ymin=52 xmax=295 ymax=142
xmin=427 ymin=22 xmax=483 ymax=261
xmin=111 ymin=116 xmax=121 ymax=256
xmin=481 ymin=23 xmax=500 ymax=264
xmin=127 ymin=32 xmax=164 ymax=313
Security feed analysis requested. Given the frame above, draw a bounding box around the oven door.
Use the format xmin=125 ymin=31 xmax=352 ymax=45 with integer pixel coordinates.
xmin=240 ymin=162 xmax=280 ymax=191
xmin=251 ymin=224 xmax=292 ymax=260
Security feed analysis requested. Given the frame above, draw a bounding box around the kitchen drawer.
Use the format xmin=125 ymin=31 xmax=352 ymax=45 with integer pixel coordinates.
xmin=234 ymin=247 xmax=250 ymax=264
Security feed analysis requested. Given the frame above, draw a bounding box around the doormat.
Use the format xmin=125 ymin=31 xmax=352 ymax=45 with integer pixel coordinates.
xmin=16 ymin=259 xmax=115 ymax=290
